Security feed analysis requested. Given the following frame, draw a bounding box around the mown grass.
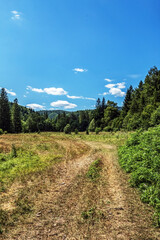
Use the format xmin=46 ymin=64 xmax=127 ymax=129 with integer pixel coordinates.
xmin=0 ymin=132 xmax=89 ymax=235
xmin=118 ymin=125 xmax=160 ymax=226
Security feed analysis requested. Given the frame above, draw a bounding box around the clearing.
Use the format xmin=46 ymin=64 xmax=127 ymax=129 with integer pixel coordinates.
xmin=0 ymin=132 xmax=160 ymax=239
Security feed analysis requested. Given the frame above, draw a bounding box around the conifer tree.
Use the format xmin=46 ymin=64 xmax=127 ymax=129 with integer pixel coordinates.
xmin=121 ymin=85 xmax=133 ymax=116
xmin=12 ymin=98 xmax=22 ymax=133
xmin=0 ymin=88 xmax=11 ymax=132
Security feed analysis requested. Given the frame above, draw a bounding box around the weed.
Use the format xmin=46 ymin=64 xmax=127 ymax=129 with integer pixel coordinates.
xmin=11 ymin=144 xmax=17 ymax=158
xmin=86 ymin=159 xmax=102 ymax=181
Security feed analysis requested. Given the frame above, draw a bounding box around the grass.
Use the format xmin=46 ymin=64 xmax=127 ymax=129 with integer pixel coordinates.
xmin=86 ymin=159 xmax=102 ymax=181
xmin=118 ymin=125 xmax=160 ymax=226
xmin=0 ymin=132 xmax=89 ymax=235
xmin=69 ymin=131 xmax=129 ymax=146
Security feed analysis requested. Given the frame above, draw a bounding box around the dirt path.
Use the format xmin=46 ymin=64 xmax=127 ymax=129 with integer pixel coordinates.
xmin=2 ymin=140 xmax=160 ymax=240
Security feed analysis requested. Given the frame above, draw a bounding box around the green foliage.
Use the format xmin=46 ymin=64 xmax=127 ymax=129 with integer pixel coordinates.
xmin=86 ymin=129 xmax=89 ymax=135
xmin=95 ymin=127 xmax=101 ymax=134
xmin=118 ymin=126 xmax=160 ymax=225
xmin=0 ymin=129 xmax=3 ymax=135
xmin=86 ymin=159 xmax=102 ymax=181
xmin=103 ymin=126 xmax=113 ymax=132
xmin=0 ymin=88 xmax=11 ymax=132
xmin=150 ymin=106 xmax=160 ymax=126
xmin=12 ymin=98 xmax=22 ymax=133
xmin=74 ymin=128 xmax=79 ymax=134
xmin=11 ymin=144 xmax=17 ymax=158
xmin=64 ymin=124 xmax=71 ymax=134
xmin=88 ymin=118 xmax=95 ymax=132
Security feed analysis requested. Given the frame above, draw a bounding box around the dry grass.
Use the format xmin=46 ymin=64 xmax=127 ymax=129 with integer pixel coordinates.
xmin=0 ymin=132 xmax=160 ymax=239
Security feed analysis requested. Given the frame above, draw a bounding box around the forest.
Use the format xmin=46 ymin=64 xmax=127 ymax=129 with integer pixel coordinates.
xmin=0 ymin=66 xmax=160 ymax=134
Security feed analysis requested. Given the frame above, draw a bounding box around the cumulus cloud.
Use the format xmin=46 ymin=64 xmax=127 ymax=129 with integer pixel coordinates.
xmin=73 ymin=68 xmax=88 ymax=73
xmin=27 ymin=86 xmax=68 ymax=96
xmin=44 ymin=87 xmax=67 ymax=95
xmin=5 ymin=88 xmax=16 ymax=96
xmin=109 ymin=88 xmax=125 ymax=97
xmin=27 ymin=86 xmax=44 ymax=93
xmin=100 ymin=81 xmax=126 ymax=97
xmin=50 ymin=100 xmax=77 ymax=109
xmin=11 ymin=10 xmax=21 ymax=20
xmin=67 ymin=95 xmax=96 ymax=101
xmin=26 ymin=104 xmax=45 ymax=110
xmin=104 ymin=78 xmax=112 ymax=82
xmin=105 ymin=82 xmax=125 ymax=89
xmin=105 ymin=84 xmax=116 ymax=89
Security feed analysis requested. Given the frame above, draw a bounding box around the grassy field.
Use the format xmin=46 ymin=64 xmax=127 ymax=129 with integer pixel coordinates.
xmin=0 ymin=131 xmax=160 ymax=239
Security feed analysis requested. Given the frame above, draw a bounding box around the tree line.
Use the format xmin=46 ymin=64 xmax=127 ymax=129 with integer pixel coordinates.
xmin=0 ymin=66 xmax=160 ymax=134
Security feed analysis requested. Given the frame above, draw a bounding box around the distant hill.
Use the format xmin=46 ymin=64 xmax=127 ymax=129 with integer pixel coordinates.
xmin=38 ymin=110 xmax=69 ymax=120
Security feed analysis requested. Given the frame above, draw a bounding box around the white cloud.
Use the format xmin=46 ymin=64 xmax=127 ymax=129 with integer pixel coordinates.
xmin=85 ymin=97 xmax=96 ymax=100
xmin=67 ymin=95 xmax=96 ymax=101
xmin=27 ymin=86 xmax=68 ymax=96
xmin=44 ymin=87 xmax=67 ymax=95
xmin=109 ymin=88 xmax=125 ymax=97
xmin=73 ymin=68 xmax=88 ymax=73
xmin=105 ymin=82 xmax=125 ymax=89
xmin=11 ymin=10 xmax=21 ymax=20
xmin=116 ymin=82 xmax=125 ymax=89
xmin=27 ymin=86 xmax=44 ymax=93
xmin=26 ymin=104 xmax=45 ymax=110
xmin=5 ymin=88 xmax=16 ymax=96
xmin=128 ymin=74 xmax=141 ymax=79
xmin=98 ymin=92 xmax=109 ymax=96
xmin=50 ymin=100 xmax=77 ymax=109
xmin=67 ymin=95 xmax=82 ymax=99
xmin=105 ymin=84 xmax=116 ymax=89
xmin=104 ymin=78 xmax=112 ymax=82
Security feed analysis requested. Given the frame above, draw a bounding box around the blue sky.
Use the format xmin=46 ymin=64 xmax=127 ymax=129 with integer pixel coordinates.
xmin=1 ymin=0 xmax=160 ymax=111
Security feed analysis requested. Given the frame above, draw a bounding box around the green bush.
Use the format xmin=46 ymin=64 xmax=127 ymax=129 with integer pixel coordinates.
xmin=118 ymin=125 xmax=160 ymax=226
xmin=64 ymin=124 xmax=71 ymax=134
xmin=74 ymin=128 xmax=79 ymax=134
xmin=103 ymin=126 xmax=113 ymax=132
xmin=95 ymin=127 xmax=101 ymax=134
xmin=0 ymin=129 xmax=3 ymax=135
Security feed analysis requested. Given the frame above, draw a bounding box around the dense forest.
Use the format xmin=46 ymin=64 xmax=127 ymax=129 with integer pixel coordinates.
xmin=0 ymin=66 xmax=160 ymax=134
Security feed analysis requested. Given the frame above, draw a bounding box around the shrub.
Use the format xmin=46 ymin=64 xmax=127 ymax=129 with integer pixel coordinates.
xmin=95 ymin=127 xmax=101 ymax=134
xmin=64 ymin=124 xmax=71 ymax=134
xmin=118 ymin=125 xmax=160 ymax=226
xmin=103 ymin=126 xmax=113 ymax=132
xmin=74 ymin=128 xmax=79 ymax=134
xmin=86 ymin=129 xmax=89 ymax=135
xmin=0 ymin=129 xmax=3 ymax=135
xmin=11 ymin=144 xmax=17 ymax=158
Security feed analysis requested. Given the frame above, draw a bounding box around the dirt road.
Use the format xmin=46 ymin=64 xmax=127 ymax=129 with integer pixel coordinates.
xmin=2 ymin=139 xmax=160 ymax=240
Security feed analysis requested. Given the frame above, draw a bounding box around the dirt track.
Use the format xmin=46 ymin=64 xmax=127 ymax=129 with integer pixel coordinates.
xmin=2 ymin=140 xmax=160 ymax=240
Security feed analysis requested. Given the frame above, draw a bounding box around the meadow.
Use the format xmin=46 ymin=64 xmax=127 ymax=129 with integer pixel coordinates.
xmin=0 ymin=130 xmax=160 ymax=239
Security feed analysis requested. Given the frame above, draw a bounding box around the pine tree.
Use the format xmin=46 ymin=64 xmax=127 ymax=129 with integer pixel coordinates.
xmin=0 ymin=88 xmax=11 ymax=132
xmin=121 ymin=85 xmax=133 ymax=116
xmin=12 ymin=98 xmax=22 ymax=133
